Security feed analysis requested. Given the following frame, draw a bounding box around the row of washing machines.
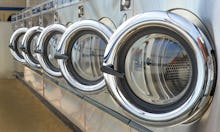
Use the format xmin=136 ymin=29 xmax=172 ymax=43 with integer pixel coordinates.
xmin=8 ymin=0 xmax=220 ymax=131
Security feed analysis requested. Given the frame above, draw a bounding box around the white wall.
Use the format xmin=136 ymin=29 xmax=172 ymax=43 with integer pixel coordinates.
xmin=26 ymin=0 xmax=46 ymax=7
xmin=0 ymin=22 xmax=14 ymax=79
xmin=0 ymin=0 xmax=26 ymax=21
xmin=0 ymin=0 xmax=26 ymax=7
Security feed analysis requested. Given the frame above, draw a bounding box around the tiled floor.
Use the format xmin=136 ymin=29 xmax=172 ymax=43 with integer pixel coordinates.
xmin=0 ymin=79 xmax=71 ymax=132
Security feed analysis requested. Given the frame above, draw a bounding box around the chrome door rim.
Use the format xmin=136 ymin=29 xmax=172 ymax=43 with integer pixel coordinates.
xmin=57 ymin=20 xmax=113 ymax=92
xmin=36 ymin=24 xmax=66 ymax=77
xmin=21 ymin=26 xmax=44 ymax=68
xmin=9 ymin=27 xmax=28 ymax=63
xmin=103 ymin=11 xmax=215 ymax=126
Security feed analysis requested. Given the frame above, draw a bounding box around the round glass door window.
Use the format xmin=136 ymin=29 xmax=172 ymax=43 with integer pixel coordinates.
xmin=21 ymin=26 xmax=44 ymax=68
xmin=47 ymin=33 xmax=62 ymax=70
xmin=57 ymin=20 xmax=113 ymax=92
xmin=36 ymin=24 xmax=66 ymax=77
xmin=68 ymin=31 xmax=107 ymax=85
xmin=125 ymin=33 xmax=193 ymax=105
xmin=102 ymin=11 xmax=216 ymax=126
xmin=9 ymin=28 xmax=28 ymax=63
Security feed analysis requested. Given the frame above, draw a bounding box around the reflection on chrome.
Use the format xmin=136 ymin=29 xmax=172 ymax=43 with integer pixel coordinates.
xmin=102 ymin=11 xmax=216 ymax=126
xmin=47 ymin=34 xmax=62 ymax=69
xmin=9 ymin=27 xmax=28 ymax=63
xmin=17 ymin=34 xmax=25 ymax=57
xmin=30 ymin=33 xmax=40 ymax=62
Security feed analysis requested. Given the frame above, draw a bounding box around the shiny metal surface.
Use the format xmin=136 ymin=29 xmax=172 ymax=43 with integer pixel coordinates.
xmin=9 ymin=27 xmax=27 ymax=63
xmin=85 ymin=101 xmax=129 ymax=132
xmin=132 ymin=1 xmax=220 ymax=130
xmin=59 ymin=88 xmax=85 ymax=131
xmin=21 ymin=26 xmax=44 ymax=68
xmin=82 ymin=0 xmax=132 ymax=27
xmin=10 ymin=0 xmax=220 ymax=131
xmin=24 ymin=67 xmax=43 ymax=95
xmin=103 ymin=11 xmax=215 ymax=126
xmin=43 ymin=78 xmax=85 ymax=131
xmin=57 ymin=20 xmax=113 ymax=92
xmin=57 ymin=1 xmax=80 ymax=25
xmin=36 ymin=24 xmax=66 ymax=77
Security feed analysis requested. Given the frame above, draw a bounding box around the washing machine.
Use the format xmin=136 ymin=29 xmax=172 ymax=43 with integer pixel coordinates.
xmin=102 ymin=0 xmax=219 ymax=131
xmin=35 ymin=1 xmax=89 ymax=130
xmin=19 ymin=6 xmax=46 ymax=95
xmin=36 ymin=0 xmax=80 ymax=90
xmin=34 ymin=0 xmax=71 ymax=103
xmin=9 ymin=12 xmax=27 ymax=77
xmin=54 ymin=1 xmax=137 ymax=130
xmin=20 ymin=5 xmax=44 ymax=70
xmin=34 ymin=0 xmax=65 ymax=78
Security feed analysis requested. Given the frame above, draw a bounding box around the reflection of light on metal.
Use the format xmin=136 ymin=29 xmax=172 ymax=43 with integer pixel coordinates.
xmin=198 ymin=37 xmax=208 ymax=62
xmin=9 ymin=28 xmax=28 ymax=63
xmin=36 ymin=24 xmax=66 ymax=77
xmin=99 ymin=17 xmax=117 ymax=31
xmin=57 ymin=20 xmax=113 ymax=93
xmin=21 ymin=26 xmax=44 ymax=68
xmin=24 ymin=67 xmax=43 ymax=94
xmin=103 ymin=11 xmax=216 ymax=126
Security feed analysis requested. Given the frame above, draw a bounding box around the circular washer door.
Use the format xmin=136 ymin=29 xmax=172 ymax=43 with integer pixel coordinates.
xmin=102 ymin=11 xmax=216 ymax=126
xmin=57 ymin=20 xmax=113 ymax=92
xmin=9 ymin=27 xmax=28 ymax=63
xmin=21 ymin=26 xmax=44 ymax=68
xmin=36 ymin=24 xmax=66 ymax=77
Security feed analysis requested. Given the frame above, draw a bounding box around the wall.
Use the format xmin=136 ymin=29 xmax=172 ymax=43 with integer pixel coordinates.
xmin=26 ymin=0 xmax=46 ymax=7
xmin=0 ymin=0 xmax=26 ymax=21
xmin=0 ymin=22 xmax=14 ymax=78
xmin=0 ymin=0 xmax=26 ymax=7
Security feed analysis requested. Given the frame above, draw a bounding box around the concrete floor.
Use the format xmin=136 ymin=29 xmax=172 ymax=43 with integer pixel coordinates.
xmin=0 ymin=79 xmax=72 ymax=132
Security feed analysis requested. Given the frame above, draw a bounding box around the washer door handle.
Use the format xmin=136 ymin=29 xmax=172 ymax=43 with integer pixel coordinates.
xmin=19 ymin=46 xmax=28 ymax=54
xmin=54 ymin=53 xmax=68 ymax=60
xmin=101 ymin=65 xmax=124 ymax=78
xmin=19 ymin=46 xmax=25 ymax=51
xmin=9 ymin=44 xmax=15 ymax=50
xmin=34 ymin=49 xmax=43 ymax=54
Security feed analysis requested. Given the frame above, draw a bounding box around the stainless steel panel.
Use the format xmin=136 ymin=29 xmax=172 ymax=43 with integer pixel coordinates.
xmin=60 ymin=88 xmax=85 ymax=131
xmin=83 ymin=0 xmax=132 ymax=28
xmin=43 ymin=79 xmax=62 ymax=103
xmin=85 ymin=102 xmax=129 ymax=132
xmin=43 ymin=77 xmax=85 ymax=131
xmin=133 ymin=0 xmax=217 ymax=44
xmin=14 ymin=61 xmax=24 ymax=75
xmin=24 ymin=67 xmax=43 ymax=95
xmin=57 ymin=3 xmax=79 ymax=25
xmin=86 ymin=88 xmax=124 ymax=114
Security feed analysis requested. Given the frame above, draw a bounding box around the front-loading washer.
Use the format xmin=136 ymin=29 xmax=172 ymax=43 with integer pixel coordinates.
xmin=37 ymin=1 xmax=88 ymax=130
xmin=36 ymin=24 xmax=66 ymax=77
xmin=20 ymin=5 xmax=45 ymax=95
xmin=36 ymin=0 xmax=80 ymax=86
xmin=20 ymin=5 xmax=44 ymax=69
xmin=9 ymin=13 xmax=27 ymax=77
xmin=55 ymin=1 xmax=135 ymax=129
xmin=35 ymin=0 xmax=64 ymax=78
xmin=9 ymin=27 xmax=27 ymax=64
xmin=102 ymin=0 xmax=218 ymax=131
xmin=10 ymin=0 xmax=220 ymax=132
xmin=21 ymin=26 xmax=44 ymax=68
